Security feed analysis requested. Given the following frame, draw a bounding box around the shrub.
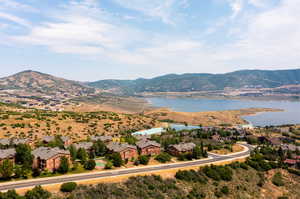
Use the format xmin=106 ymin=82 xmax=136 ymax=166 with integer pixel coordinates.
xmin=105 ymin=161 xmax=113 ymax=169
xmin=138 ymin=155 xmax=150 ymax=165
xmin=108 ymin=153 xmax=123 ymax=167
xmin=155 ymin=153 xmax=171 ymax=163
xmin=175 ymin=170 xmax=207 ymax=184
xmin=272 ymin=172 xmax=284 ymax=186
xmin=84 ymin=159 xmax=96 ymax=170
xmin=240 ymin=162 xmax=249 ymax=170
xmin=221 ymin=186 xmax=229 ymax=195
xmin=187 ymin=187 xmax=206 ymax=199
xmin=60 ymin=182 xmax=77 ymax=193
xmin=25 ymin=185 xmax=51 ymax=199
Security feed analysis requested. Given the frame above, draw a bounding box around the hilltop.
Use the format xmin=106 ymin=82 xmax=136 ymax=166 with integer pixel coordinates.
xmin=0 ymin=70 xmax=95 ymax=96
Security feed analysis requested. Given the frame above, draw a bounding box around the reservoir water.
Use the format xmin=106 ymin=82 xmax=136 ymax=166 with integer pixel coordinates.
xmin=146 ymin=98 xmax=300 ymax=127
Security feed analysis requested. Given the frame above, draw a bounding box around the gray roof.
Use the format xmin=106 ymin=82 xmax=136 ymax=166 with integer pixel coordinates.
xmin=281 ymin=144 xmax=300 ymax=151
xmin=0 ymin=148 xmax=16 ymax=159
xmin=133 ymin=134 xmax=151 ymax=141
xmin=42 ymin=136 xmax=55 ymax=143
xmin=12 ymin=138 xmax=29 ymax=145
xmin=169 ymin=142 xmax=196 ymax=152
xmin=74 ymin=142 xmax=93 ymax=150
xmin=107 ymin=142 xmax=137 ymax=153
xmin=91 ymin=135 xmax=112 ymax=142
xmin=61 ymin=136 xmax=70 ymax=142
xmin=32 ymin=147 xmax=70 ymax=160
xmin=136 ymin=140 xmax=161 ymax=149
xmin=0 ymin=138 xmax=10 ymax=145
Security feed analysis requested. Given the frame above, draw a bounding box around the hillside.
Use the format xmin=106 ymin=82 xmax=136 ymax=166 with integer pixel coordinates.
xmin=0 ymin=70 xmax=95 ymax=96
xmin=0 ymin=102 xmax=159 ymax=141
xmin=88 ymin=69 xmax=300 ymax=94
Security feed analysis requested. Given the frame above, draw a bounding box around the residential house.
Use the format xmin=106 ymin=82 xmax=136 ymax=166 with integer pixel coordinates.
xmin=12 ymin=138 xmax=32 ymax=146
xmin=266 ymin=137 xmax=282 ymax=146
xmin=0 ymin=138 xmax=10 ymax=146
xmin=0 ymin=148 xmax=16 ymax=164
xmin=281 ymin=144 xmax=300 ymax=152
xmin=107 ymin=142 xmax=138 ymax=160
xmin=74 ymin=142 xmax=93 ymax=152
xmin=168 ymin=142 xmax=196 ymax=156
xmin=32 ymin=147 xmax=71 ymax=171
xmin=42 ymin=136 xmax=55 ymax=144
xmin=42 ymin=136 xmax=72 ymax=147
xmin=136 ymin=140 xmax=161 ymax=156
xmin=133 ymin=134 xmax=151 ymax=141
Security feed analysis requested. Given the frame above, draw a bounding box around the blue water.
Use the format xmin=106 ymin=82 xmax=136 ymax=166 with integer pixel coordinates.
xmin=147 ymin=98 xmax=300 ymax=127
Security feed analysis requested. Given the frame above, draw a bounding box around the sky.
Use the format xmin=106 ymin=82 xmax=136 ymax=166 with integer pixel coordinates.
xmin=0 ymin=0 xmax=299 ymax=81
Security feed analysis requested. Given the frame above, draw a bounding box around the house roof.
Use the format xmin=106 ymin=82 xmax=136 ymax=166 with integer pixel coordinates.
xmin=12 ymin=138 xmax=29 ymax=145
xmin=0 ymin=148 xmax=16 ymax=159
xmin=107 ymin=142 xmax=136 ymax=153
xmin=32 ymin=147 xmax=70 ymax=160
xmin=266 ymin=137 xmax=281 ymax=145
xmin=91 ymin=135 xmax=112 ymax=142
xmin=74 ymin=142 xmax=93 ymax=150
xmin=284 ymin=159 xmax=297 ymax=164
xmin=42 ymin=136 xmax=55 ymax=143
xmin=169 ymin=142 xmax=196 ymax=152
xmin=136 ymin=140 xmax=161 ymax=149
xmin=0 ymin=138 xmax=10 ymax=145
xmin=61 ymin=136 xmax=70 ymax=142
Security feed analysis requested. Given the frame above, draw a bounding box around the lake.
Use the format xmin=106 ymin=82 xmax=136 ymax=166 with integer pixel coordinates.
xmin=146 ymin=97 xmax=300 ymax=127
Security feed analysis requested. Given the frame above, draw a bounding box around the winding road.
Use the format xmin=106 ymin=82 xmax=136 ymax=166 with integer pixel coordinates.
xmin=0 ymin=143 xmax=253 ymax=191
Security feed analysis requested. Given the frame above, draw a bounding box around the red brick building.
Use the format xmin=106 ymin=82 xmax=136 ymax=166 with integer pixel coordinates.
xmin=0 ymin=148 xmax=16 ymax=164
xmin=107 ymin=142 xmax=138 ymax=160
xmin=168 ymin=142 xmax=196 ymax=156
xmin=32 ymin=147 xmax=71 ymax=171
xmin=136 ymin=140 xmax=161 ymax=156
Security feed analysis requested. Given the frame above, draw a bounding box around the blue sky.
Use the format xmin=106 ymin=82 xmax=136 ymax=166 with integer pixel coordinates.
xmin=0 ymin=0 xmax=299 ymax=81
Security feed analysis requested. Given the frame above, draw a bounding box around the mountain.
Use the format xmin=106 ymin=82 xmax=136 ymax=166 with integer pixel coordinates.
xmin=88 ymin=69 xmax=300 ymax=94
xmin=0 ymin=70 xmax=95 ymax=96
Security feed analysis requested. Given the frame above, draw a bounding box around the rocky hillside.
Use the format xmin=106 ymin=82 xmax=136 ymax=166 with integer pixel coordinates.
xmin=88 ymin=69 xmax=300 ymax=94
xmin=0 ymin=70 xmax=95 ymax=96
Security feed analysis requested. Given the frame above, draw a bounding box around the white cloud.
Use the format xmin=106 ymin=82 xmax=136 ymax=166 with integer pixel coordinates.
xmin=0 ymin=12 xmax=31 ymax=27
xmin=112 ymin=0 xmax=184 ymax=25
xmin=0 ymin=0 xmax=37 ymax=12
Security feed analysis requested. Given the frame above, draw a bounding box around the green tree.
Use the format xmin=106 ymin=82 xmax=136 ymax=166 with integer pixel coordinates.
xmin=60 ymin=182 xmax=77 ymax=193
xmin=192 ymin=145 xmax=202 ymax=159
xmin=0 ymin=159 xmax=14 ymax=179
xmin=68 ymin=144 xmax=77 ymax=161
xmin=272 ymin=172 xmax=284 ymax=186
xmin=109 ymin=153 xmax=123 ymax=167
xmin=138 ymin=155 xmax=150 ymax=165
xmin=84 ymin=159 xmax=96 ymax=170
xmin=105 ymin=161 xmax=113 ymax=169
xmin=155 ymin=153 xmax=171 ymax=163
xmin=0 ymin=189 xmax=24 ymax=199
xmin=15 ymin=144 xmax=33 ymax=170
xmin=92 ymin=140 xmax=107 ymax=156
xmin=25 ymin=186 xmax=51 ymax=199
xmin=77 ymin=148 xmax=88 ymax=164
xmin=58 ymin=157 xmax=69 ymax=174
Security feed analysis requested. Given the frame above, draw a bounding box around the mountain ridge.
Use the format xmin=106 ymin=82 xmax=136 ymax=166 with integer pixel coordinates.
xmin=88 ymin=68 xmax=300 ymax=94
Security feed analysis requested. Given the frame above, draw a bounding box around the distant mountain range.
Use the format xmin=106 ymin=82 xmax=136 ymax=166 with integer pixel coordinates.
xmin=1 ymin=69 xmax=300 ymax=97
xmin=88 ymin=69 xmax=300 ymax=94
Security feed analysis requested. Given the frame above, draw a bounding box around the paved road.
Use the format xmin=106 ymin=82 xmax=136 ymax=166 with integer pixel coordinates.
xmin=0 ymin=144 xmax=253 ymax=191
